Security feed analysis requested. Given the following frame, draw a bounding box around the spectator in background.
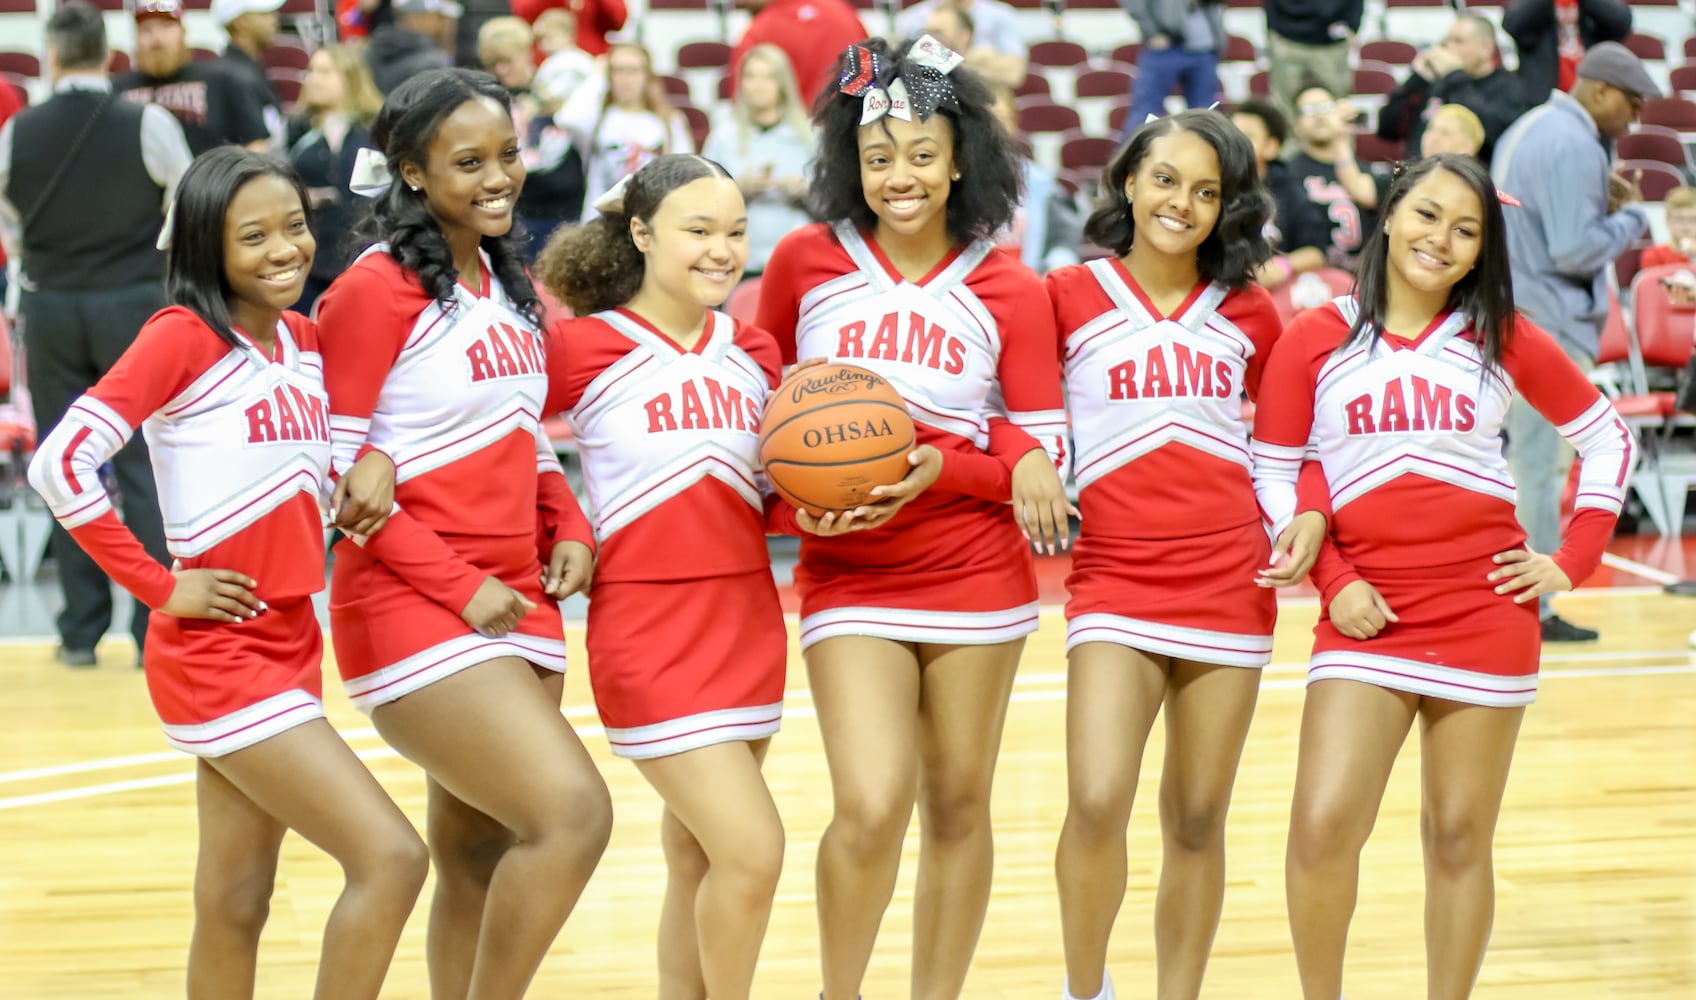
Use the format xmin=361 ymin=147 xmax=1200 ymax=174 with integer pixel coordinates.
xmin=365 ymin=0 xmax=455 ymax=94
xmin=732 ymin=0 xmax=868 ymax=109
xmin=1505 ymin=0 xmax=1631 ymax=106
xmin=1 ymin=1 xmax=188 ymax=667
xmin=531 ymin=7 xmax=595 ymax=87
xmin=451 ymin=0 xmax=514 ymax=70
xmin=1492 ymin=41 xmax=1657 ymax=642
xmin=1264 ymin=0 xmax=1360 ymax=131
xmin=988 ymin=84 xmax=1083 ymax=274
xmin=0 ymin=76 xmax=21 ymax=304
xmin=1288 ymin=83 xmax=1388 ymax=270
xmin=1641 ymin=186 xmax=1696 ymax=269
xmin=213 ymin=0 xmax=285 ymax=152
xmin=1377 ymin=13 xmax=1529 ymax=162
xmin=511 ymin=0 xmax=627 ymax=57
xmin=1231 ymin=99 xmax=1330 ymax=290
xmin=478 ymin=16 xmax=586 ymax=257
xmin=922 ymin=1 xmax=1023 ymax=91
xmin=557 ymin=42 xmax=694 ymax=218
xmin=336 ymin=0 xmax=392 ymax=41
xmin=1121 ymin=0 xmax=1224 ymax=129
xmin=287 ymin=44 xmax=382 ymax=312
xmin=1420 ymin=101 xmax=1486 ymax=157
xmin=702 ymin=44 xmax=814 ymax=278
xmin=116 ymin=0 xmax=270 ymax=154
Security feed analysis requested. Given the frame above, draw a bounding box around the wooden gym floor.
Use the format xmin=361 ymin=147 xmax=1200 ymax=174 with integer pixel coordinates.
xmin=1 ymin=543 xmax=1693 ymax=998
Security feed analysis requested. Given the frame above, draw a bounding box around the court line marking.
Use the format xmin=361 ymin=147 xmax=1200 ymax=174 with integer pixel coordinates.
xmin=1600 ymin=551 xmax=1682 ymax=587
xmin=2 ymin=659 xmax=1692 ymax=813
xmin=2 ymin=649 xmax=1689 ymax=788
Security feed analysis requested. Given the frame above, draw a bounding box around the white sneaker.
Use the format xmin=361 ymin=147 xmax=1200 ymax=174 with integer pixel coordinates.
xmin=1063 ymin=973 xmax=1115 ymax=1000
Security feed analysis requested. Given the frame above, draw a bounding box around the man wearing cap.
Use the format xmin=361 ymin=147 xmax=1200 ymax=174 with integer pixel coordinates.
xmin=366 ymin=0 xmax=457 ymax=96
xmin=214 ymin=0 xmax=286 ymax=151
xmin=0 ymin=2 xmax=186 ymax=668
xmin=1492 ymin=40 xmax=1657 ymax=643
xmin=115 ymin=0 xmax=270 ymax=154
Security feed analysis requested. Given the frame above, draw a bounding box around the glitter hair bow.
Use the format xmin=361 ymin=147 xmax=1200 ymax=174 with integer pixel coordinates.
xmin=846 ymin=35 xmax=964 ymax=127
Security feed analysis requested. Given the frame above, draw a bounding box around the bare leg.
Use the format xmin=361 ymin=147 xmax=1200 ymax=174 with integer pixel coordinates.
xmin=1054 ymin=642 xmax=1167 ymax=999
xmin=1153 ymin=660 xmax=1261 ymax=1000
xmin=910 ymin=638 xmax=1024 ymax=1000
xmin=188 ymin=719 xmax=427 ymax=1000
xmin=656 ymin=808 xmax=710 ymax=1000
xmin=1285 ymin=680 xmax=1419 ymax=1000
xmin=1418 ymin=699 xmax=1524 ymax=1000
xmin=187 ymin=760 xmax=287 ymax=1000
xmin=807 ymin=635 xmax=922 ymax=1000
xmin=373 ymin=659 xmax=612 ymax=1000
xmin=638 ymin=738 xmax=783 ymax=1000
xmin=420 ymin=778 xmax=513 ymax=1000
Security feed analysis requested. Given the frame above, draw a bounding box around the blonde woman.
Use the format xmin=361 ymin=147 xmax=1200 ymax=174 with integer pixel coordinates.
xmin=557 ymin=42 xmax=693 ymax=218
xmin=702 ymin=43 xmax=815 ymax=277
xmin=287 ymin=44 xmax=382 ymax=312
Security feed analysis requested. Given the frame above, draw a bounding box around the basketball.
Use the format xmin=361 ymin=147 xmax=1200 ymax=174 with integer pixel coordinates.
xmin=759 ymin=363 xmax=917 ymax=517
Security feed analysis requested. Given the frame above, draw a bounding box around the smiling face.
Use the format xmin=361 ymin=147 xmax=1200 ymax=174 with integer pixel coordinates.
xmin=223 ymin=173 xmax=314 ymax=324
xmin=1385 ymin=166 xmax=1484 ymax=298
xmin=1125 ymin=128 xmax=1222 ymax=260
xmin=858 ymin=113 xmax=956 ymax=244
xmin=400 ymin=96 xmax=525 ymax=248
xmin=631 ymin=175 xmax=749 ymax=308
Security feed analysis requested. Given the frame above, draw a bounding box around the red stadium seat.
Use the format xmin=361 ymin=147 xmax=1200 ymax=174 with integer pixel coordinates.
xmin=1352 ymin=63 xmax=1399 ymax=96
xmin=1110 ymin=43 xmax=1141 ymax=68
xmin=1059 ymin=131 xmax=1119 ymax=174
xmin=1641 ymin=96 xmax=1696 ymax=132
xmin=677 ymin=41 xmax=732 ymax=70
xmin=1671 ymin=64 xmax=1696 ymax=96
xmin=1352 ymin=132 xmax=1407 ymax=165
xmin=1221 ymin=34 xmax=1256 ymax=63
xmin=1017 ymin=100 xmax=1081 ymax=135
xmin=677 ymin=104 xmax=710 ymax=152
xmin=1618 ymin=160 xmax=1687 ymax=201
xmin=1106 ymin=102 xmax=1135 ymax=135
xmin=1359 ymin=40 xmax=1417 ymax=66
xmin=1029 ymin=40 xmax=1088 ymax=70
xmin=267 ymin=68 xmax=304 ymax=108
xmin=109 ymin=50 xmax=130 ymax=73
xmin=1014 ymin=71 xmax=1050 ymax=100
xmin=716 ymin=74 xmax=732 ymax=102
xmin=0 ymin=51 xmax=38 ymax=78
xmin=1616 ymin=126 xmax=1691 ymax=173
xmin=0 ymin=0 xmax=36 ymax=11
xmin=1624 ymin=33 xmax=1668 ymax=63
xmin=1076 ymin=69 xmax=1132 ymax=100
xmin=262 ymin=45 xmax=311 ymax=73
xmin=1248 ymin=70 xmax=1270 ymax=98
xmin=659 ymin=74 xmax=691 ymax=100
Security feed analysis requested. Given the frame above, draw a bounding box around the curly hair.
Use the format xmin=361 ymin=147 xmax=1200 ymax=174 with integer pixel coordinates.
xmin=535 ymin=154 xmax=733 ymax=317
xmin=1084 ymin=109 xmax=1273 ymax=289
xmin=1345 ymin=153 xmax=1514 ymax=370
xmin=350 ymin=67 xmax=542 ymax=326
xmin=808 ymin=36 xmax=1022 ymax=246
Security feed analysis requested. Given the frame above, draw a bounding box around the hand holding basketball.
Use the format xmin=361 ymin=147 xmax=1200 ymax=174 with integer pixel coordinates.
xmin=461 ymin=577 xmax=537 ymax=638
xmin=852 ymin=444 xmax=944 ymax=528
xmin=163 ymin=568 xmax=264 ymax=623
xmin=542 ymin=540 xmax=595 ymax=598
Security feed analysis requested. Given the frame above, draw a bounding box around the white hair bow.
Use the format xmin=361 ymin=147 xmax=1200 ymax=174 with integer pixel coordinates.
xmin=349 ymin=147 xmax=394 ymax=198
xmin=593 ymin=172 xmax=633 ymax=215
xmin=156 ymin=198 xmax=177 ymax=251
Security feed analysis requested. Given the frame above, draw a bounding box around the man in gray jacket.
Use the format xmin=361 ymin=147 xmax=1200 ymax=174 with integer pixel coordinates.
xmin=1121 ymin=0 xmax=1223 ymax=130
xmin=1492 ymin=41 xmax=1656 ymax=641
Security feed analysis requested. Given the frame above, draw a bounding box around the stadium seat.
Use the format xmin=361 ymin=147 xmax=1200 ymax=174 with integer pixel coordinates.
xmin=1075 ymin=67 xmax=1132 ymax=136
xmin=1029 ymin=39 xmax=1087 ymax=104
xmin=1014 ymin=71 xmax=1051 ymax=100
xmin=676 ymin=40 xmax=731 ymax=108
xmin=1059 ymin=130 xmax=1119 ymax=174
xmin=1671 ymin=64 xmax=1696 ymax=98
xmin=1642 ymin=96 xmax=1696 ymax=133
xmin=677 ymin=103 xmax=710 ymax=153
xmin=267 ymin=67 xmax=304 ymax=109
xmin=1359 ymin=40 xmax=1417 ymax=66
xmin=262 ymin=43 xmax=310 ymax=73
xmin=1620 ymin=160 xmax=1688 ymax=202
xmin=1017 ymin=100 xmax=1081 ymax=136
xmin=1616 ymin=126 xmax=1692 ymax=176
xmin=0 ymin=50 xmax=37 ymax=78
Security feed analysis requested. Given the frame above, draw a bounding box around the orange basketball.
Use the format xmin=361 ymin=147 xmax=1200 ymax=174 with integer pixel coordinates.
xmin=759 ymin=363 xmax=917 ymax=517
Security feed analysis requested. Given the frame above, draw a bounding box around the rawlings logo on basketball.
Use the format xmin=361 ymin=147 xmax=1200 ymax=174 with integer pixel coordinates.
xmin=788 ymin=367 xmax=886 ymax=403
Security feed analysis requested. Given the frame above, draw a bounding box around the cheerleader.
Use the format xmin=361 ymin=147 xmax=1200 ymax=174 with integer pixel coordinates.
xmin=537 ymin=153 xmax=789 ymax=1000
xmin=1048 ymin=109 xmax=1327 ymax=1000
xmin=755 ymin=36 xmax=1071 ymax=1000
xmin=27 ymin=147 xmax=425 ymax=999
xmin=1250 ymin=154 xmax=1635 ymax=999
xmin=315 ymin=69 xmax=611 ymax=999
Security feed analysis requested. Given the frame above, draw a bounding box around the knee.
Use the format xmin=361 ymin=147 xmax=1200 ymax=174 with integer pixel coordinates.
xmin=1066 ymin=779 xmax=1135 ymax=841
xmin=1421 ymin=810 xmax=1492 ymax=877
xmin=529 ymin=776 xmax=614 ymax=866
xmin=830 ymin=792 xmax=912 ymax=861
xmin=354 ymin=828 xmax=430 ymax=899
xmin=194 ymin=865 xmax=275 ymax=939
xmin=1287 ymin=796 xmax=1373 ymax=870
xmin=716 ymin=820 xmax=786 ymax=902
xmin=1162 ymin=796 xmax=1229 ymax=855
xmin=428 ymin=811 xmax=513 ymax=888
xmin=918 ymin=782 xmax=992 ymax=846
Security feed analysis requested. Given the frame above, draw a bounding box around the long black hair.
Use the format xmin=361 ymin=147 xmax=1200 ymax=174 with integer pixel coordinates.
xmin=350 ymin=67 xmax=542 ymax=326
xmin=1345 ymin=153 xmax=1514 ymax=369
xmin=536 ymin=154 xmax=734 ymax=316
xmin=1084 ymin=109 xmax=1273 ymax=288
xmin=165 ymin=146 xmax=313 ymax=348
xmin=808 ymin=36 xmax=1022 ymax=246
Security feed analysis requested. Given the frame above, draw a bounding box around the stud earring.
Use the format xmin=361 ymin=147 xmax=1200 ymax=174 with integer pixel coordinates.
xmin=410 ymin=184 xmax=420 ymax=192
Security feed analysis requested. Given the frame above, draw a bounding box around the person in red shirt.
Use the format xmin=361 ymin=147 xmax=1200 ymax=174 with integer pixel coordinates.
xmin=1639 ymin=186 xmax=1696 ymax=270
xmin=732 ymin=0 xmax=868 ymax=108
xmin=28 ymin=147 xmax=426 ymax=1000
xmin=509 ymin=0 xmax=626 ymax=56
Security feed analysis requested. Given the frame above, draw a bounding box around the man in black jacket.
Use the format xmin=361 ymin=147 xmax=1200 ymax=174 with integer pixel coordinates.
xmin=1264 ymin=0 xmax=1362 ymax=129
xmin=1376 ymin=13 xmax=1530 ymax=163
xmin=1504 ymin=0 xmax=1631 ymax=106
xmin=1 ymin=2 xmax=186 ymax=666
